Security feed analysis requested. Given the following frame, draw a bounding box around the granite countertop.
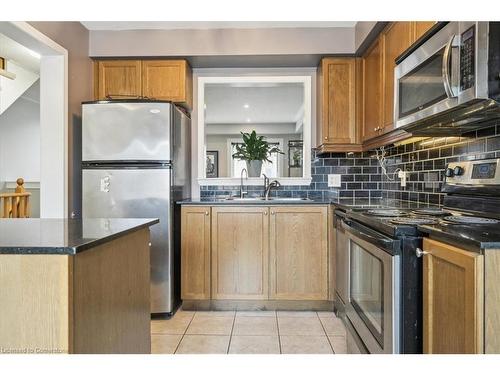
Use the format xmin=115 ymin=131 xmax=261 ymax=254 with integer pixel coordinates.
xmin=418 ymin=223 xmax=500 ymax=252
xmin=177 ymin=197 xmax=332 ymax=205
xmin=0 ymin=218 xmax=159 ymax=255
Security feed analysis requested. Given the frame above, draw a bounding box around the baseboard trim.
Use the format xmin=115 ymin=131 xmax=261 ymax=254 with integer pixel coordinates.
xmin=182 ymin=299 xmax=334 ymax=311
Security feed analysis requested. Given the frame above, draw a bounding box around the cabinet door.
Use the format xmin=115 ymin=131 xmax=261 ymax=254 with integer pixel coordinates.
xmin=381 ymin=22 xmax=413 ymax=133
xmin=423 ymin=238 xmax=484 ymax=353
xmin=181 ymin=206 xmax=211 ymax=300
xmin=96 ymin=60 xmax=142 ymax=99
xmin=412 ymin=21 xmax=436 ymax=42
xmin=318 ymin=58 xmax=357 ymax=145
xmin=270 ymin=206 xmax=328 ymax=300
xmin=362 ymin=39 xmax=382 ymax=141
xmin=142 ymin=60 xmax=192 ymax=109
xmin=211 ymin=206 xmax=269 ymax=300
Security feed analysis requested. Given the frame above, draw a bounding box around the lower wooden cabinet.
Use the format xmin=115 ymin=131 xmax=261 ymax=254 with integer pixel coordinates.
xmin=269 ymin=206 xmax=328 ymax=300
xmin=423 ymin=238 xmax=484 ymax=353
xmin=180 ymin=205 xmax=330 ymax=303
xmin=211 ymin=206 xmax=269 ymax=300
xmin=180 ymin=206 xmax=211 ymax=300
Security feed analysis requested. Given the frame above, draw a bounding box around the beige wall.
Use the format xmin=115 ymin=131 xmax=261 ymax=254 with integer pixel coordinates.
xmin=89 ymin=27 xmax=356 ymax=57
xmin=28 ymin=22 xmax=92 ymax=218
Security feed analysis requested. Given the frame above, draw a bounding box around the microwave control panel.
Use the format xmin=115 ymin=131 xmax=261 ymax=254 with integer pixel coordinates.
xmin=460 ymin=25 xmax=476 ymax=91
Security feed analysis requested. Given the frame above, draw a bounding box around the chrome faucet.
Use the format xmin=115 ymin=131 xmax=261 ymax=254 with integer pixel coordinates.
xmin=263 ymin=174 xmax=281 ymax=200
xmin=240 ymin=168 xmax=248 ymax=198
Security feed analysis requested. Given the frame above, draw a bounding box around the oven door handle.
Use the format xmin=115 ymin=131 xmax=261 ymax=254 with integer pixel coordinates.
xmin=442 ymin=35 xmax=457 ymax=98
xmin=341 ymin=220 xmax=398 ymax=252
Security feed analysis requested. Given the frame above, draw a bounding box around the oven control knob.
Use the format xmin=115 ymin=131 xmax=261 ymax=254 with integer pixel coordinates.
xmin=453 ymin=166 xmax=464 ymax=176
xmin=445 ymin=168 xmax=454 ymax=178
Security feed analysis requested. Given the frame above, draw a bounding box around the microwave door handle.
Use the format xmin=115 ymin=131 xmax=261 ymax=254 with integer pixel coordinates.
xmin=442 ymin=35 xmax=457 ymax=98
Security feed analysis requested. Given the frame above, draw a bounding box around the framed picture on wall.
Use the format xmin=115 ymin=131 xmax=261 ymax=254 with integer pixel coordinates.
xmin=206 ymin=151 xmax=219 ymax=178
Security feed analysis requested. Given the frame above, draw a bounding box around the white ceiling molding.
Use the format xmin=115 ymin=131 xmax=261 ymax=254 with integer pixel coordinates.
xmin=81 ymin=21 xmax=357 ymax=31
xmin=0 ymin=33 xmax=41 ymax=73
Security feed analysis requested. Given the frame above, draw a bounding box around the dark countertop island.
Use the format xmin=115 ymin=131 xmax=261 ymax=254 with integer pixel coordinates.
xmin=0 ymin=218 xmax=159 ymax=255
xmin=0 ymin=218 xmax=158 ymax=353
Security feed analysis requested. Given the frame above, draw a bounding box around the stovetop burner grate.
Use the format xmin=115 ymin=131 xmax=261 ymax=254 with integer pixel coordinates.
xmin=411 ymin=208 xmax=450 ymax=216
xmin=366 ymin=209 xmax=407 ymax=217
xmin=443 ymin=216 xmax=500 ymax=224
xmin=390 ymin=217 xmax=439 ymax=225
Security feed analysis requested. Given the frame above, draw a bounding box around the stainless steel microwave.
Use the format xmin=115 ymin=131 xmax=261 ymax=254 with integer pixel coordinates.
xmin=395 ymin=22 xmax=500 ymax=135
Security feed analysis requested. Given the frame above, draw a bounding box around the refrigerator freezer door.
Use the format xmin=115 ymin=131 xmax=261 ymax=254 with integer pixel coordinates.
xmin=172 ymin=106 xmax=191 ymax=202
xmin=82 ymin=102 xmax=172 ymax=162
xmin=82 ymin=167 xmax=174 ymax=313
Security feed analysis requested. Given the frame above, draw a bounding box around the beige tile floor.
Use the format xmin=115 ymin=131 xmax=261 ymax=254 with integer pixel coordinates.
xmin=151 ymin=310 xmax=347 ymax=354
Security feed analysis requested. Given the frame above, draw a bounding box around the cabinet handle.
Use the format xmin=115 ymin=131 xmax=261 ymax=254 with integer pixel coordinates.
xmin=205 ymin=211 xmax=209 ymax=216
xmin=324 ymin=137 xmax=328 ymax=140
xmin=271 ymin=211 xmax=275 ymax=215
xmin=264 ymin=211 xmax=268 ymax=216
xmin=415 ymin=248 xmax=428 ymax=257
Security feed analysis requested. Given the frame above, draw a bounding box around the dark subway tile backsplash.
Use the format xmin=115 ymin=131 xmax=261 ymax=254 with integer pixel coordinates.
xmin=200 ymin=120 xmax=500 ymax=206
xmin=378 ymin=120 xmax=500 ymax=205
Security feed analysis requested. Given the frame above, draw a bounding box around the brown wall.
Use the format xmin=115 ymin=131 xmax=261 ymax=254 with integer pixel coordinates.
xmin=29 ymin=22 xmax=92 ymax=217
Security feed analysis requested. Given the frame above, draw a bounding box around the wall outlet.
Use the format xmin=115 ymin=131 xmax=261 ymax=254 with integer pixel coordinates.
xmin=398 ymin=170 xmax=407 ymax=187
xmin=328 ymin=174 xmax=342 ymax=187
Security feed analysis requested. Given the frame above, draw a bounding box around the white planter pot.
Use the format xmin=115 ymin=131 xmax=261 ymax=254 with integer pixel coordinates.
xmin=246 ymin=160 xmax=263 ymax=177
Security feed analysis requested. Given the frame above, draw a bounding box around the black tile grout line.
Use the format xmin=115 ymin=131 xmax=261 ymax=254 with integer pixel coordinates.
xmin=173 ymin=310 xmax=196 ymax=354
xmin=226 ymin=311 xmax=237 ymax=354
xmin=316 ymin=312 xmax=335 ymax=354
xmin=275 ymin=310 xmax=283 ymax=355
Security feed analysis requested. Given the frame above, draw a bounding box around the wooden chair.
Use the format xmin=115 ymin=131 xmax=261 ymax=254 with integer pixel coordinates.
xmin=0 ymin=178 xmax=31 ymax=218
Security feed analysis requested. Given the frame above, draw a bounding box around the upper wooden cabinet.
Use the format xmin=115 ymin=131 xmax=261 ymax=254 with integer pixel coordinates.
xmin=362 ymin=39 xmax=383 ymax=142
xmin=211 ymin=206 xmax=269 ymax=300
xmin=142 ymin=60 xmax=193 ymax=109
xmin=423 ymin=238 xmax=484 ymax=354
xmin=360 ymin=21 xmax=436 ymax=143
xmin=316 ymin=58 xmax=361 ymax=152
xmin=94 ymin=59 xmax=193 ymax=110
xmin=269 ymin=206 xmax=328 ymax=300
xmin=96 ymin=60 xmax=142 ymax=99
xmin=413 ymin=21 xmax=437 ymax=42
xmin=380 ymin=22 xmax=413 ymax=133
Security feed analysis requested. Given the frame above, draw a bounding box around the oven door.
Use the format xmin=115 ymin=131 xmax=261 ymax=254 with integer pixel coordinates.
xmin=335 ymin=215 xmax=350 ymax=307
xmin=395 ymin=22 xmax=460 ymax=129
xmin=342 ymin=220 xmax=401 ymax=354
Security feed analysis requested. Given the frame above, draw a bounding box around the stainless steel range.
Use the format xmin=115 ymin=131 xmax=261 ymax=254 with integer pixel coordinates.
xmin=334 ymin=157 xmax=500 ymax=354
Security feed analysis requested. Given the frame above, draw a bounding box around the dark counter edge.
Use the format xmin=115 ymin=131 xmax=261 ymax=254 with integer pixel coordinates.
xmin=0 ymin=218 xmax=159 ymax=255
xmin=177 ymin=198 xmax=333 ymax=205
xmin=417 ymin=224 xmax=500 ymax=253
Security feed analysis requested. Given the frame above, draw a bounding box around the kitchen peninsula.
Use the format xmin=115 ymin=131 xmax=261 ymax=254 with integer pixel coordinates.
xmin=0 ymin=218 xmax=158 ymax=354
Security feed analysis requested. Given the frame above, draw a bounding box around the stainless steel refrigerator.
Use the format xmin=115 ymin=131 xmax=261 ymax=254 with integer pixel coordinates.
xmin=81 ymin=100 xmax=191 ymax=315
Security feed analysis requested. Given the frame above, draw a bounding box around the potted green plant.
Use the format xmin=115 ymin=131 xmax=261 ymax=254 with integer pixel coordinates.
xmin=232 ymin=130 xmax=284 ymax=177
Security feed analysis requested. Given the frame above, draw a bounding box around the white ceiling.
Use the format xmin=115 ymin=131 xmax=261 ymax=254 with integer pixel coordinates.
xmin=205 ymin=83 xmax=304 ymax=127
xmin=81 ymin=21 xmax=357 ymax=31
xmin=0 ymin=33 xmax=40 ymax=73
